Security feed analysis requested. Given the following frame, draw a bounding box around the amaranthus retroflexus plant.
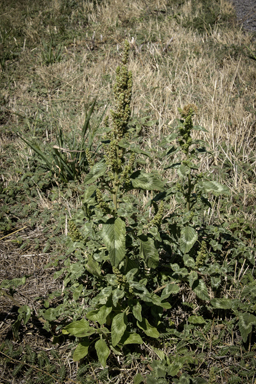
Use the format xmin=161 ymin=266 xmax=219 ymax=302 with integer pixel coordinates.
xmin=60 ymin=41 xmax=173 ymax=367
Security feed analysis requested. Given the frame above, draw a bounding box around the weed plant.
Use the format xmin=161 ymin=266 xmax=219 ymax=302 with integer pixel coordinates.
xmin=30 ymin=42 xmax=255 ymax=383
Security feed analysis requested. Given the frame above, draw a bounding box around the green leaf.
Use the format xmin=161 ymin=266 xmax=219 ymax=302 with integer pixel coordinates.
xmin=152 ymin=347 xmax=165 ymax=360
xmin=131 ymin=170 xmax=164 ymax=191
xmin=167 ymin=361 xmax=183 ymax=376
xmin=83 ymin=185 xmax=97 ymax=203
xmin=188 ymin=271 xmax=198 ymax=288
xmin=95 ymin=339 xmax=110 ymax=368
xmin=139 ymin=235 xmax=159 ymax=269
xmin=123 ymin=332 xmax=144 ymax=345
xmin=102 ymin=218 xmax=126 ymax=267
xmin=179 ymin=226 xmax=198 ymax=254
xmin=183 ymin=254 xmax=195 ymax=268
xmin=18 ymin=305 xmax=31 ymax=325
xmin=94 ymin=286 xmax=112 ymax=305
xmin=177 ymin=373 xmax=192 ymax=384
xmin=161 ymin=283 xmax=180 ymax=300
xmin=85 ymin=254 xmax=101 ymax=277
xmin=73 ymin=339 xmax=90 ymax=362
xmin=210 ymin=276 xmax=221 ymax=289
xmin=193 ymin=279 xmax=210 ymax=301
xmin=112 ymin=288 xmax=125 ymax=307
xmin=137 ymin=318 xmax=159 ymax=338
xmin=125 ymin=268 xmax=138 ymax=283
xmin=134 ymin=373 xmax=144 ymax=384
xmin=43 ymin=308 xmax=59 ymax=322
xmin=0 ymin=276 xmax=26 ymax=289
xmin=210 ymin=298 xmax=232 ymax=310
xmin=84 ymin=161 xmax=107 ymax=184
xmin=160 ymin=302 xmax=171 ymax=309
xmin=171 ymin=264 xmax=189 ymax=278
xmin=19 ymin=135 xmax=53 ymax=169
xmin=202 ymin=181 xmax=229 ymax=195
xmin=188 ymin=315 xmax=206 ymax=325
xmin=238 ymin=312 xmax=256 ymax=342
xmin=62 ymin=319 xmax=94 ymax=337
xmin=178 ymin=164 xmax=190 ymax=178
xmin=192 ymin=378 xmax=208 ymax=384
xmin=132 ymin=301 xmax=142 ymax=322
xmin=111 ymin=312 xmax=127 ymax=347
xmin=87 ymin=305 xmax=112 ymax=326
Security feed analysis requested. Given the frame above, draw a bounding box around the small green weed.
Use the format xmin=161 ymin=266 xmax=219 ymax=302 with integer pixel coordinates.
xmin=41 ymin=38 xmax=63 ymax=66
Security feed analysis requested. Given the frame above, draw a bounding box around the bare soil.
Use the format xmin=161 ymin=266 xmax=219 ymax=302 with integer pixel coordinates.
xmin=230 ymin=0 xmax=256 ymax=31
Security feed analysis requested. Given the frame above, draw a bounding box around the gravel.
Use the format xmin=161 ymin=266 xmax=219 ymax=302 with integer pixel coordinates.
xmin=229 ymin=0 xmax=256 ymax=31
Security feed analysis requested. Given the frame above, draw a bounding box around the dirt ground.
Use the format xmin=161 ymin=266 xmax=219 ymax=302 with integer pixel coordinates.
xmin=229 ymin=0 xmax=256 ymax=31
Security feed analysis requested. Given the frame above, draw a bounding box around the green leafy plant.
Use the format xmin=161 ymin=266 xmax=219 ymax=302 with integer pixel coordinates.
xmin=41 ymin=38 xmax=63 ymax=66
xmin=35 ymin=41 xmax=255 ymax=382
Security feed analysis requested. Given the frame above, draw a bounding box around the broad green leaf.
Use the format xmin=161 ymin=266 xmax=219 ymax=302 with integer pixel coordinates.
xmin=192 ymin=378 xmax=208 ymax=384
xmin=18 ymin=305 xmax=31 ymax=325
xmin=134 ymin=373 xmax=144 ymax=384
xmin=137 ymin=318 xmax=159 ymax=338
xmin=152 ymin=347 xmax=165 ymax=360
xmin=111 ymin=312 xmax=127 ymax=346
xmin=94 ymin=286 xmax=112 ymax=305
xmin=161 ymin=302 xmax=172 ymax=309
xmin=188 ymin=315 xmax=206 ymax=325
xmin=210 ymin=276 xmax=221 ymax=289
xmin=171 ymin=264 xmax=189 ymax=278
xmin=112 ymin=288 xmax=125 ymax=307
xmin=72 ymin=284 xmax=83 ymax=301
xmin=43 ymin=308 xmax=59 ymax=322
xmin=188 ymin=271 xmax=198 ymax=288
xmin=0 ymin=276 xmax=26 ymax=289
xmin=211 ymin=298 xmax=232 ymax=310
xmin=83 ymin=185 xmax=97 ymax=204
xmin=193 ymin=125 xmax=208 ymax=132
xmin=193 ymin=279 xmax=210 ymax=301
xmin=180 ymin=226 xmax=198 ymax=254
xmin=85 ymin=254 xmax=101 ymax=277
xmin=131 ymin=170 xmax=164 ymax=191
xmin=132 ymin=301 xmax=142 ymax=322
xmin=178 ymin=164 xmax=190 ymax=178
xmin=95 ymin=338 xmax=110 ymax=367
xmin=84 ymin=161 xmax=107 ymax=184
xmin=125 ymin=268 xmax=138 ymax=283
xmin=202 ymin=180 xmax=229 ymax=195
xmin=177 ymin=373 xmax=191 ymax=384
xmin=105 ymin=274 xmax=118 ymax=286
xmin=183 ymin=254 xmax=195 ymax=268
xmin=73 ymin=339 xmax=90 ymax=362
xmin=161 ymin=283 xmax=180 ymax=300
xmin=139 ymin=235 xmax=159 ymax=269
xmin=122 ymin=332 xmax=143 ymax=345
xmin=102 ymin=218 xmax=126 ymax=267
xmin=87 ymin=305 xmax=112 ymax=326
xmin=167 ymin=361 xmax=183 ymax=376
xmin=63 ymin=319 xmax=94 ymax=337
xmin=238 ymin=312 xmax=256 ymax=342
xmin=150 ymin=360 xmax=166 ymax=378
